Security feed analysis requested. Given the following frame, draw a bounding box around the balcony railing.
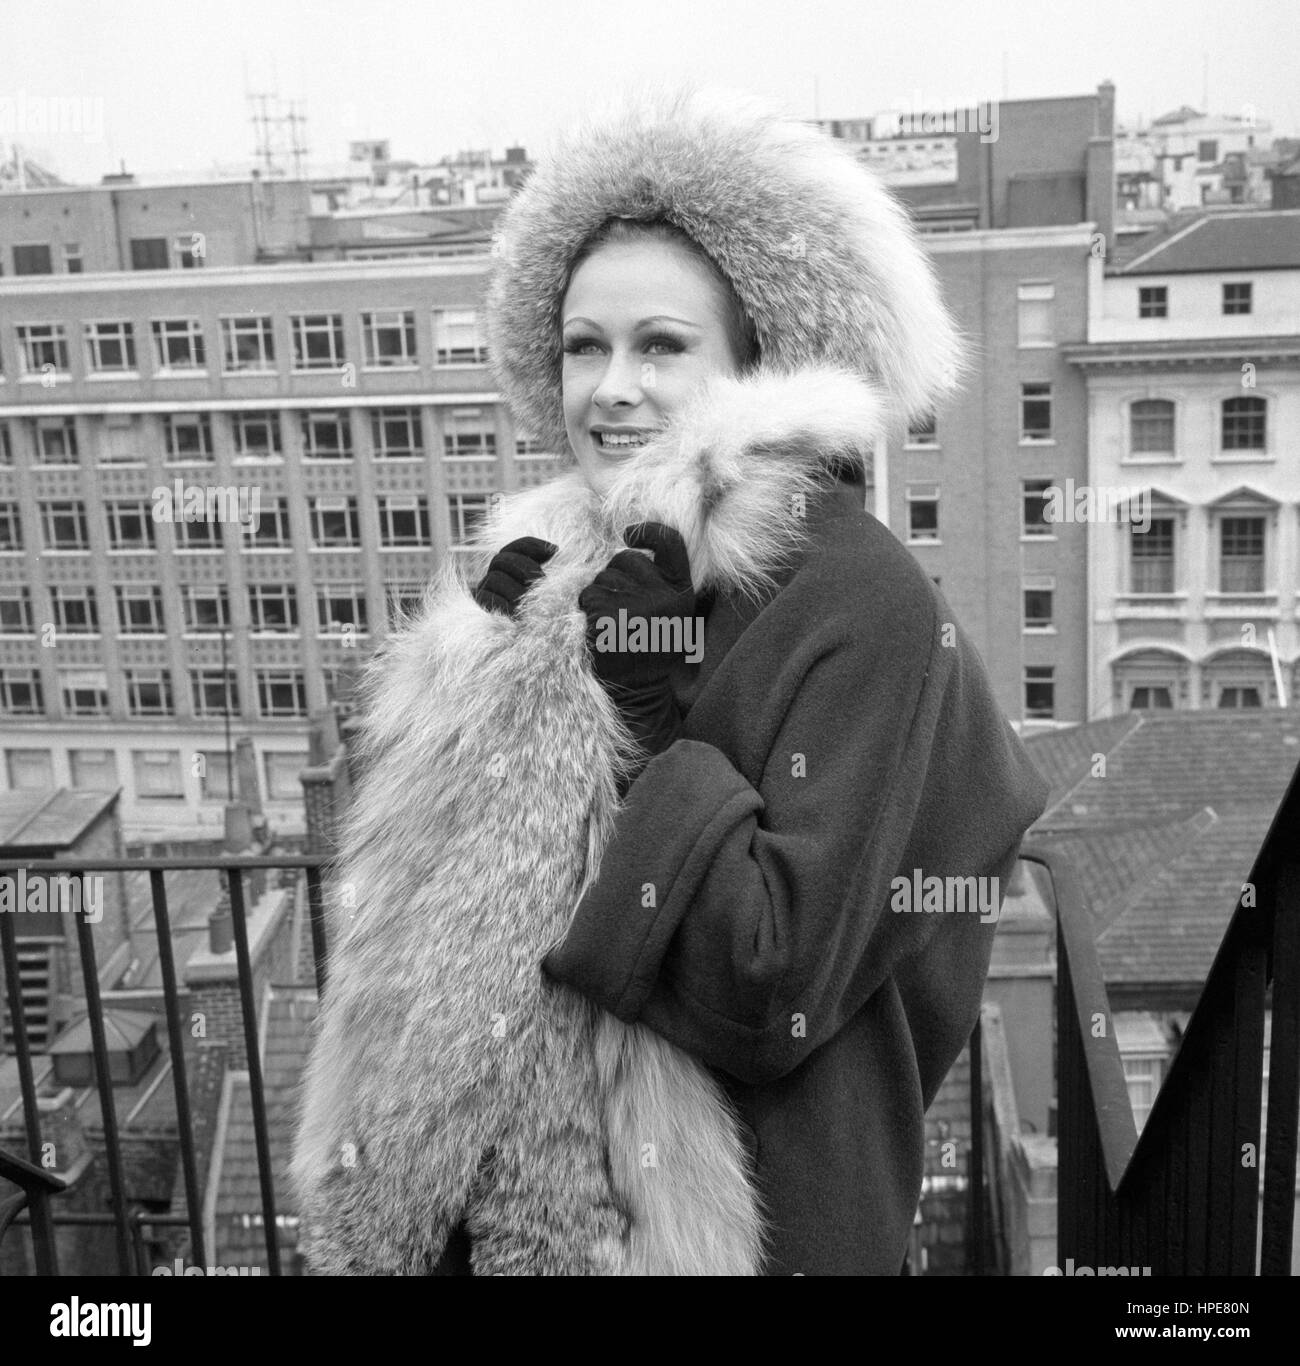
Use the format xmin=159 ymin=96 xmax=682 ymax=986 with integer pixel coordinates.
xmin=0 ymin=854 xmax=329 ymax=1277
xmin=1025 ymin=750 xmax=1300 ymax=1276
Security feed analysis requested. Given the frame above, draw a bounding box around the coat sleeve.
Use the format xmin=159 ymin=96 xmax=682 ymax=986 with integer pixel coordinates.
xmin=542 ymin=596 xmax=1050 ymax=1086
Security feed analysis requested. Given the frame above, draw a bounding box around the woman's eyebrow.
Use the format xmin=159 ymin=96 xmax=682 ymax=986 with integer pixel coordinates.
xmin=562 ymin=315 xmax=704 ymax=330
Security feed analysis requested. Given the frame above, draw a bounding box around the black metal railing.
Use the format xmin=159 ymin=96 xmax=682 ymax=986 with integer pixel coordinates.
xmin=1029 ymin=754 xmax=1300 ymax=1276
xmin=0 ymin=854 xmax=330 ymax=1276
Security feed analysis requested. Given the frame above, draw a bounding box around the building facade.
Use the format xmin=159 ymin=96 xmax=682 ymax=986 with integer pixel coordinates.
xmin=1065 ymin=210 xmax=1300 ymax=716
xmin=0 ymin=189 xmax=554 ymax=835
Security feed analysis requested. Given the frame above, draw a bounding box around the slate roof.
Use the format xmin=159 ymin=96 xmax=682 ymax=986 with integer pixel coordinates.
xmin=1114 ymin=210 xmax=1300 ymax=275
xmin=1025 ymin=711 xmax=1300 ymax=986
xmin=0 ymin=789 xmax=119 ymax=854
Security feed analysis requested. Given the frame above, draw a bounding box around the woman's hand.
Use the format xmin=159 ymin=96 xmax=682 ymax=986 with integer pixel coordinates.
xmin=579 ymin=523 xmax=697 ymax=792
xmin=472 ymin=537 xmax=558 ymax=617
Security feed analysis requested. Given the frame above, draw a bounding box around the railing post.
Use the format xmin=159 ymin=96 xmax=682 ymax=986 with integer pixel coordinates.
xmin=966 ymin=1015 xmax=984 ymax=1275
xmin=1261 ymin=861 xmax=1300 ymax=1274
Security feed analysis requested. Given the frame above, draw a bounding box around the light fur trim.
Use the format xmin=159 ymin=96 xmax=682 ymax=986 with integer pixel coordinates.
xmin=486 ymin=79 xmax=965 ymax=453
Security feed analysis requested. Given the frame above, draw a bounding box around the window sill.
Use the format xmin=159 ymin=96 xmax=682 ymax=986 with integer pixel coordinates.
xmin=1020 ymin=534 xmax=1058 ymax=543
xmin=232 ymin=455 xmax=285 ymax=465
xmin=33 ymin=463 xmax=81 ymax=471
xmin=221 ymin=368 xmax=278 ymax=378
xmin=1211 ymin=452 xmax=1272 ymax=463
xmin=97 ymin=461 xmax=148 ymax=469
xmin=433 ymin=359 xmax=489 ymax=368
xmin=1017 ymin=342 xmax=1056 ymax=350
xmin=1018 ymin=438 xmax=1056 ymax=448
xmin=1023 ymin=625 xmax=1057 ymax=635
xmin=290 ymin=367 xmax=348 ymax=376
xmin=19 ymin=373 xmax=72 ymax=385
xmin=86 ymin=372 xmax=141 ymax=382
xmin=906 ymin=538 xmax=942 ymax=547
xmin=309 ymin=546 xmax=361 ymax=553
xmin=301 ymin=457 xmax=354 ymax=464
xmin=154 ymin=370 xmax=209 ymax=379
xmin=903 ymin=442 xmax=940 ymax=452
xmin=1121 ymin=453 xmax=1179 ymax=464
xmin=108 ymin=548 xmax=158 ymax=555
xmin=362 ymin=363 xmax=420 ymax=373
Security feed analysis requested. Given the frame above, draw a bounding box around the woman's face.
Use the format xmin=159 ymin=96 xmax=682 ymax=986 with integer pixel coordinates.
xmin=561 ymin=237 xmax=741 ymax=497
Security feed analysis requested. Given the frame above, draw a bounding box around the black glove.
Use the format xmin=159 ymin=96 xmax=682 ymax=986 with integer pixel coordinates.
xmin=472 ymin=537 xmax=558 ymax=617
xmin=578 ymin=523 xmax=697 ymax=792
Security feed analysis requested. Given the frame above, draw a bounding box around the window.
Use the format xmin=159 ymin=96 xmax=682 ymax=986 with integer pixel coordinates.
xmin=221 ymin=316 xmax=276 ymax=372
xmin=905 ymin=483 xmax=939 ymax=542
xmin=131 ymin=750 xmax=184 ymax=797
xmin=0 ymin=425 xmax=9 ymax=466
xmin=198 ymin=751 xmax=233 ymax=803
xmin=105 ymin=501 xmax=156 ymax=551
xmin=1017 ymin=282 xmax=1054 ymax=346
xmin=300 ymin=410 xmax=352 ymax=460
xmin=906 ymin=412 xmax=937 ymax=447
xmin=50 ymin=586 xmax=98 ymax=635
xmin=32 ymin=416 xmax=78 ymax=464
xmin=1138 ymin=286 xmax=1167 ymax=319
xmin=447 ymin=493 xmax=491 ymax=546
xmin=362 ymin=310 xmax=417 ymax=367
xmin=232 ymin=411 xmax=282 ymax=461
xmin=1024 ymin=666 xmax=1055 ymax=720
xmin=115 ymin=584 xmax=165 ymax=634
xmin=174 ymin=235 xmax=205 ymax=269
xmin=308 ymin=497 xmax=361 ymax=548
xmin=175 ymin=517 xmax=223 ymax=551
xmin=371 ymin=407 xmax=424 ymax=458
xmin=1021 ymin=480 xmax=1054 ymax=538
xmin=1221 ymin=396 xmax=1266 ymax=451
xmin=17 ymin=323 xmax=70 ymax=376
xmin=265 ymin=751 xmax=307 ymax=800
xmin=0 ymin=587 xmax=33 ymax=634
xmin=1130 ymin=686 xmax=1173 ymax=710
xmin=60 ymin=669 xmax=109 ymax=716
xmin=291 ymin=313 xmax=345 ymax=370
xmin=257 ymin=670 xmax=307 ymax=717
xmin=443 ymin=407 xmax=496 ymax=458
xmin=1023 ymin=580 xmax=1054 ymax=631
xmin=385 ymin=581 xmax=426 ymax=627
xmin=317 ymin=586 xmax=370 ymax=636
xmin=1197 ymin=139 xmax=1218 ymax=163
xmin=432 ymin=309 xmax=487 ymax=364
xmin=100 ymin=415 xmax=141 ymax=465
xmin=1218 ymin=685 xmax=1262 ymax=709
xmin=191 ymin=670 xmax=239 ymax=718
xmin=40 ymin=501 xmax=90 ymax=550
xmin=1123 ymin=1055 xmax=1163 ymax=1130
xmin=130 ymin=238 xmax=170 ymax=271
xmin=1222 ymin=282 xmax=1252 ymax=316
xmin=1219 ymin=516 xmax=1265 ymax=592
xmin=152 ymin=318 xmax=206 ymax=370
xmin=85 ymin=321 xmax=137 ymax=373
xmin=180 ymin=586 xmax=229 ymax=633
xmin=69 ymin=750 xmax=118 ymax=792
xmin=6 ymin=748 xmax=54 ymax=786
xmin=0 ymin=673 xmax=44 ymax=717
xmin=242 ymin=497 xmax=292 ymax=550
xmin=13 ymin=243 xmax=53 ymax=275
xmin=1130 ymin=399 xmax=1175 ymax=455
xmin=376 ymin=496 xmax=432 ymax=549
xmin=248 ymin=583 xmax=299 ymax=633
xmin=1020 ymin=382 xmax=1053 ymax=442
xmin=0 ymin=503 xmax=23 ymax=551
xmin=126 ymin=669 xmax=174 ymax=717
xmin=164 ymin=412 xmax=214 ymax=462
xmin=63 ymin=243 xmax=83 ymax=274
xmin=1131 ymin=519 xmax=1175 ymax=593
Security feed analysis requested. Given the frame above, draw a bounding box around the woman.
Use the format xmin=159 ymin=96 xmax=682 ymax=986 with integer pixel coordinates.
xmin=292 ymin=85 xmax=1049 ymax=1276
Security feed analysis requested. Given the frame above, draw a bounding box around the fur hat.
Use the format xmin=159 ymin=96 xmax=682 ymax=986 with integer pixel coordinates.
xmin=485 ymin=82 xmax=964 ymax=454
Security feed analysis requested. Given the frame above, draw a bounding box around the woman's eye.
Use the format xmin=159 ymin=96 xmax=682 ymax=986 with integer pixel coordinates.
xmin=645 ymin=335 xmax=685 ymax=354
xmin=562 ymin=338 xmax=599 ymax=356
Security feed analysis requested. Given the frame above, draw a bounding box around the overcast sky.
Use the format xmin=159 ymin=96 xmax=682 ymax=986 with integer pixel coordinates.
xmin=5 ymin=0 xmax=1298 ymax=182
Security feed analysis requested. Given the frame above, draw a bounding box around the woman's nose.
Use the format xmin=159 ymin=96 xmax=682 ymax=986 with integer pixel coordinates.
xmin=592 ymin=350 xmax=646 ymax=409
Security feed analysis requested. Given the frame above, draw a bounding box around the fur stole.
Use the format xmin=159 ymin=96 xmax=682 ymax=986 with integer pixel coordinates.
xmin=290 ymin=364 xmax=887 ymax=1274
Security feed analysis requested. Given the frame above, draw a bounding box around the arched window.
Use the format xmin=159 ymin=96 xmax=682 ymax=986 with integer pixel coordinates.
xmin=1130 ymin=399 xmax=1174 ymax=455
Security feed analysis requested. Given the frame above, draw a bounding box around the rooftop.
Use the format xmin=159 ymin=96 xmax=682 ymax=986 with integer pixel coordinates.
xmin=1026 ymin=711 xmax=1300 ymax=988
xmin=0 ymin=789 xmax=120 ymax=854
xmin=1112 ymin=209 xmax=1300 ymax=275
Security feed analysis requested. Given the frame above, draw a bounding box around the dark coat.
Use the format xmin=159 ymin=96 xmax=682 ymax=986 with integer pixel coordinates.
xmin=543 ymin=471 xmax=1050 ymax=1275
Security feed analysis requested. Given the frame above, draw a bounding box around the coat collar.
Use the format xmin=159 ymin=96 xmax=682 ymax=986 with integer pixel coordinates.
xmin=472 ymin=364 xmax=887 ymax=599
